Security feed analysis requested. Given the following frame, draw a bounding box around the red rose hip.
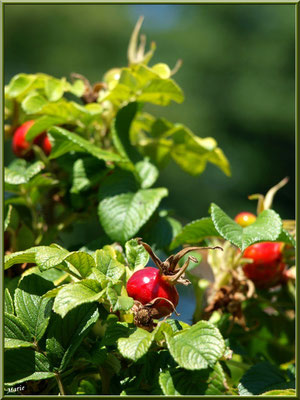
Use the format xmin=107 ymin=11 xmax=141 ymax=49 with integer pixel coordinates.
xmin=126 ymin=239 xmax=222 ymax=321
xmin=126 ymin=267 xmax=179 ymax=319
xmin=243 ymin=242 xmax=285 ymax=287
xmin=12 ymin=120 xmax=52 ymax=158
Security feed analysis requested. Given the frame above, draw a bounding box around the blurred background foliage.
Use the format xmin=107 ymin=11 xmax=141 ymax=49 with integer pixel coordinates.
xmin=4 ymin=4 xmax=295 ymax=225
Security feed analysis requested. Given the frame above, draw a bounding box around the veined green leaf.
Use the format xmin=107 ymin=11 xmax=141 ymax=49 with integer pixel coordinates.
xmin=210 ymin=203 xmax=282 ymax=251
xmin=159 ymin=362 xmax=228 ymax=395
xmin=165 ymin=320 xmax=225 ymax=370
xmin=64 ymin=251 xmax=96 ymax=278
xmin=238 ymin=362 xmax=295 ymax=396
xmin=53 ymin=279 xmax=104 ymax=317
xmin=118 ymin=328 xmax=154 ymax=361
xmin=70 ymin=157 xmax=106 ymax=194
xmin=106 ymin=287 xmax=134 ymax=312
xmin=25 ymin=115 xmax=66 ymax=140
xmin=48 ymin=126 xmax=123 ymax=162
xmin=46 ymin=303 xmax=99 ymax=372
xmin=98 ymin=169 xmax=168 ymax=243
xmin=5 ymin=288 xmax=14 ymax=314
xmin=112 ymin=102 xmax=140 ymax=167
xmin=5 ymin=161 xmax=45 ymax=185
xmin=4 ymin=349 xmax=55 ymax=385
xmin=125 ymin=238 xmax=149 ymax=271
xmin=4 ymin=313 xmax=33 ymax=349
xmin=14 ymin=274 xmax=54 ymax=341
xmin=170 ymin=217 xmax=220 ymax=249
xmin=94 ymin=249 xmax=125 ymax=282
xmin=135 ymin=158 xmax=159 ymax=189
xmin=4 ymin=248 xmax=39 ymax=270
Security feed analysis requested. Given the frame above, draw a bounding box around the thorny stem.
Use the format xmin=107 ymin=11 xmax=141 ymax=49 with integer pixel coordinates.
xmin=55 ymin=373 xmax=66 ymax=396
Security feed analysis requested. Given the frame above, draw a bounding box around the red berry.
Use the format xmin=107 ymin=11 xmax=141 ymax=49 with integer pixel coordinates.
xmin=12 ymin=120 xmax=34 ymax=158
xmin=243 ymin=242 xmax=285 ymax=287
xmin=126 ymin=267 xmax=179 ymax=319
xmin=12 ymin=120 xmax=51 ymax=158
xmin=33 ymin=132 xmax=52 ymax=156
xmin=235 ymin=212 xmax=256 ymax=227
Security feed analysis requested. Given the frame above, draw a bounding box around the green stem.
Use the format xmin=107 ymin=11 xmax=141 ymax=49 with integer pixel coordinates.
xmin=99 ymin=366 xmax=111 ymax=395
xmin=55 ymin=373 xmax=66 ymax=396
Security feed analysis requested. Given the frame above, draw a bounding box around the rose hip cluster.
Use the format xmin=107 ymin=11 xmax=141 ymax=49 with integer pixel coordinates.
xmin=12 ymin=120 xmax=52 ymax=158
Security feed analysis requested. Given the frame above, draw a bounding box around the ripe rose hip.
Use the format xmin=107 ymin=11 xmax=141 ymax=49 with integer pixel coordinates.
xmin=235 ymin=212 xmax=256 ymax=227
xmin=242 ymin=242 xmax=285 ymax=287
xmin=126 ymin=239 xmax=222 ymax=320
xmin=12 ymin=120 xmax=51 ymax=158
xmin=126 ymin=267 xmax=179 ymax=319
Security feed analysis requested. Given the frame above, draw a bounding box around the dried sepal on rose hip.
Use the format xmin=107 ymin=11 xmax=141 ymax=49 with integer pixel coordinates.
xmin=126 ymin=238 xmax=222 ymax=330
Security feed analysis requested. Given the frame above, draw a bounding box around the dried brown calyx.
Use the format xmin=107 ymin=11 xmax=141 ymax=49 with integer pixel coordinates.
xmin=205 ymin=269 xmax=256 ymax=331
xmin=136 ymin=238 xmax=223 ymax=286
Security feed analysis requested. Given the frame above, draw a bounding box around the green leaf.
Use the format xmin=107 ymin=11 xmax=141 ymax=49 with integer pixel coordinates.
xmin=5 ymin=161 xmax=45 ymax=185
xmin=65 ymin=79 xmax=85 ymax=97
xmin=238 ymin=362 xmax=295 ymax=395
xmin=35 ymin=246 xmax=69 ymax=270
xmin=277 ymin=228 xmax=296 ymax=247
xmin=118 ymin=328 xmax=154 ymax=361
xmin=46 ymin=303 xmax=99 ymax=372
xmin=53 ymin=279 xmax=104 ymax=318
xmin=261 ymin=389 xmax=296 ymax=396
xmin=71 ymin=157 xmax=106 ymax=194
xmin=45 ymin=77 xmax=64 ymax=101
xmin=64 ymin=251 xmax=96 ymax=278
xmin=4 ymin=249 xmax=38 ymax=270
xmin=98 ymin=169 xmax=168 ymax=243
xmin=168 ymin=125 xmax=231 ymax=176
xmin=101 ymin=65 xmax=184 ymax=106
xmin=210 ymin=203 xmax=282 ymax=251
xmin=111 ymin=102 xmax=140 ymax=165
xmin=48 ymin=126 xmax=123 ymax=162
xmin=143 ymin=212 xmax=182 ymax=250
xmin=94 ymin=249 xmax=125 ymax=282
xmin=138 ymin=77 xmax=184 ymax=105
xmin=25 ymin=115 xmax=66 ymax=140
xmin=153 ymin=322 xmax=174 ymax=344
xmin=5 ymin=288 xmax=14 ymax=314
xmin=22 ymin=93 xmax=48 ymax=114
xmin=4 ymin=313 xmax=33 ymax=349
xmin=170 ymin=217 xmax=220 ymax=249
xmin=159 ymin=362 xmax=228 ymax=395
xmin=14 ymin=274 xmax=54 ymax=341
xmin=4 ymin=349 xmax=55 ymax=385
xmin=165 ymin=320 xmax=225 ymax=370
xmin=6 ymin=73 xmax=36 ymax=97
xmin=131 ymin=114 xmax=230 ymax=176
xmin=125 ymin=238 xmax=149 ymax=271
xmin=106 ymin=287 xmax=134 ymax=312
xmin=4 ymin=205 xmax=13 ymax=231
xmin=101 ymin=321 xmax=131 ymax=346
xmin=135 ymin=158 xmax=159 ymax=189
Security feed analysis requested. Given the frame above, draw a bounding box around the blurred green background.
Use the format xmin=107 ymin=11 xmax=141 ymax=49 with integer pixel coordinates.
xmin=4 ymin=4 xmax=295 ymax=224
